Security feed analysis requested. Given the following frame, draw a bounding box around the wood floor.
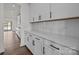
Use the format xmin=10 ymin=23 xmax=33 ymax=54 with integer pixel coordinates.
xmin=3 ymin=31 xmax=32 ymax=55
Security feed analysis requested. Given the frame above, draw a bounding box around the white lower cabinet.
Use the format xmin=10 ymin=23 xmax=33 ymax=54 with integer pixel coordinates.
xmin=25 ymin=33 xmax=43 ymax=55
xmin=33 ymin=36 xmax=43 ymax=55
xmin=24 ymin=32 xmax=32 ymax=52
xmin=16 ymin=28 xmax=21 ymax=37
xmin=26 ymin=33 xmax=34 ymax=53
xmin=25 ymin=33 xmax=30 ymax=49
xmin=25 ymin=33 xmax=78 ymax=55
xmin=43 ymin=39 xmax=78 ymax=55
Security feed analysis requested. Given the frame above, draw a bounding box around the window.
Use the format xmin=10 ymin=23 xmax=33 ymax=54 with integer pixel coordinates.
xmin=4 ymin=21 xmax=12 ymax=31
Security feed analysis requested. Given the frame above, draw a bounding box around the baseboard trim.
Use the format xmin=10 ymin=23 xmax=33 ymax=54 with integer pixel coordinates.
xmin=16 ymin=33 xmax=21 ymax=41
xmin=22 ymin=45 xmax=33 ymax=55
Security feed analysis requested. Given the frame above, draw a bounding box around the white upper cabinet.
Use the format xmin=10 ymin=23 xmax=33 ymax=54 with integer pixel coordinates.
xmin=51 ymin=3 xmax=79 ymax=19
xmin=29 ymin=3 xmax=50 ymax=21
xmin=29 ymin=3 xmax=79 ymax=21
xmin=38 ymin=3 xmax=50 ymax=20
xmin=29 ymin=4 xmax=38 ymax=21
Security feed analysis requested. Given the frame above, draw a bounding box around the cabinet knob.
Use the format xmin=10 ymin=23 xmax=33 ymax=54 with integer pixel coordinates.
xmin=50 ymin=11 xmax=52 ymax=18
xmin=43 ymin=47 xmax=45 ymax=54
xmin=38 ymin=15 xmax=41 ymax=20
xmin=32 ymin=40 xmax=35 ymax=46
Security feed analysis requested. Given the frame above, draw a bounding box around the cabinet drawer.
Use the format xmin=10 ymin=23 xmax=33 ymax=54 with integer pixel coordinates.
xmin=43 ymin=45 xmax=60 ymax=55
xmin=44 ymin=40 xmax=60 ymax=55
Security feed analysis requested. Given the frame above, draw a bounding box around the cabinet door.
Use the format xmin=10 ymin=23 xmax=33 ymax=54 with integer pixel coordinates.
xmin=25 ymin=33 xmax=34 ymax=53
xmin=33 ymin=36 xmax=43 ymax=55
xmin=51 ymin=3 xmax=79 ymax=19
xmin=25 ymin=33 xmax=30 ymax=48
xmin=28 ymin=34 xmax=35 ymax=53
xmin=38 ymin=3 xmax=50 ymax=20
xmin=29 ymin=4 xmax=39 ymax=21
xmin=29 ymin=3 xmax=50 ymax=21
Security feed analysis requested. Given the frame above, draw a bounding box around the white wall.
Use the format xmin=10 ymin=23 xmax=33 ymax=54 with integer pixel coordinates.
xmin=20 ymin=3 xmax=31 ymax=46
xmin=0 ymin=4 xmax=5 ymax=53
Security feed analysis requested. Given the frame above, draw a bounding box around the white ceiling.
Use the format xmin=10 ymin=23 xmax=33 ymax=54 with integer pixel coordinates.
xmin=4 ymin=3 xmax=21 ymax=18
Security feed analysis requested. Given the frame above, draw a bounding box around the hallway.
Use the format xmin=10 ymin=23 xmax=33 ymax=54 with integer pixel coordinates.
xmin=4 ymin=31 xmax=32 ymax=55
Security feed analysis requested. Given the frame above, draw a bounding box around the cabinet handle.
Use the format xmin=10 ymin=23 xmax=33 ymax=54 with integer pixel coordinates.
xmin=33 ymin=17 xmax=34 ymax=21
xmin=50 ymin=11 xmax=52 ymax=18
xmin=35 ymin=38 xmax=40 ymax=40
xmin=50 ymin=45 xmax=59 ymax=50
xmin=38 ymin=15 xmax=41 ymax=20
xmin=32 ymin=40 xmax=35 ymax=46
xmin=43 ymin=47 xmax=45 ymax=54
